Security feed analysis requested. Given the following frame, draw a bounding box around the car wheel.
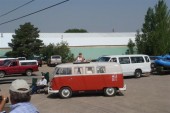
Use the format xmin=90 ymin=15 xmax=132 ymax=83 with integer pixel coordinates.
xmin=104 ymin=87 xmax=116 ymax=96
xmin=26 ymin=70 xmax=32 ymax=76
xmin=0 ymin=71 xmax=5 ymax=78
xmin=59 ymin=87 xmax=72 ymax=99
xmin=135 ymin=70 xmax=142 ymax=78
xmin=151 ymin=63 xmax=155 ymax=69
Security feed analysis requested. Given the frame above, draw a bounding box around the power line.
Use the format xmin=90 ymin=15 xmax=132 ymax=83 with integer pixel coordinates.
xmin=0 ymin=0 xmax=70 ymax=26
xmin=0 ymin=0 xmax=35 ymax=18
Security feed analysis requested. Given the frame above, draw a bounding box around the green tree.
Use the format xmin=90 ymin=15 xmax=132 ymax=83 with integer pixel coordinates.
xmin=135 ymin=30 xmax=143 ymax=54
xmin=127 ymin=39 xmax=135 ymax=54
xmin=40 ymin=41 xmax=74 ymax=63
xmin=7 ymin=22 xmax=44 ymax=58
xmin=64 ymin=28 xmax=88 ymax=33
xmin=136 ymin=0 xmax=170 ymax=55
xmin=40 ymin=43 xmax=54 ymax=61
xmin=153 ymin=0 xmax=170 ymax=55
xmin=55 ymin=41 xmax=74 ymax=63
xmin=141 ymin=8 xmax=155 ymax=55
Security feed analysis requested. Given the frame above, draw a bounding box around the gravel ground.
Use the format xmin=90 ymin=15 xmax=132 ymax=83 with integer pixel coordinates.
xmin=0 ymin=65 xmax=170 ymax=113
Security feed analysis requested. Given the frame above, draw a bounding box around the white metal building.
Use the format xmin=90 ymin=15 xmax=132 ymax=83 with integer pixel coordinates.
xmin=0 ymin=32 xmax=136 ymax=59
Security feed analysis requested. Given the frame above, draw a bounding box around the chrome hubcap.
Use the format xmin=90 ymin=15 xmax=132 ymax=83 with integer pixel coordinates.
xmin=106 ymin=88 xmax=114 ymax=95
xmin=62 ymin=89 xmax=70 ymax=97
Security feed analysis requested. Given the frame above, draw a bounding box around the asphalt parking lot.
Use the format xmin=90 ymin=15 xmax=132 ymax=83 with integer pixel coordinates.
xmin=0 ymin=65 xmax=170 ymax=113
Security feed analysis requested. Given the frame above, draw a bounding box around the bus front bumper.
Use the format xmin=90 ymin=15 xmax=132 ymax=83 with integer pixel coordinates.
xmin=119 ymin=84 xmax=126 ymax=91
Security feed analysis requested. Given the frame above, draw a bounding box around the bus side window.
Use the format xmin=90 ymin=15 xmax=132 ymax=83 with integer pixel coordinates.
xmin=59 ymin=68 xmax=72 ymax=75
xmin=97 ymin=66 xmax=106 ymax=73
xmin=85 ymin=67 xmax=94 ymax=74
xmin=67 ymin=68 xmax=72 ymax=75
xmin=74 ymin=67 xmax=83 ymax=74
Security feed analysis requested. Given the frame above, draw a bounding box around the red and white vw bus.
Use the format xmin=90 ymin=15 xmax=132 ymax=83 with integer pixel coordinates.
xmin=48 ymin=62 xmax=126 ymax=98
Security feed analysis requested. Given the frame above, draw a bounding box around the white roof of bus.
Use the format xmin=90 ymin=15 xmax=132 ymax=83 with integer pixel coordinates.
xmin=56 ymin=62 xmax=119 ymax=67
xmin=54 ymin=62 xmax=122 ymax=75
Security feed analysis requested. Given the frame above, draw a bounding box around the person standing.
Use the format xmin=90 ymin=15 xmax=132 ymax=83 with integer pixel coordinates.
xmin=76 ymin=53 xmax=85 ymax=62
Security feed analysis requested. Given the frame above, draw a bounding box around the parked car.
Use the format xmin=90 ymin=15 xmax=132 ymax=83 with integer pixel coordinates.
xmin=97 ymin=54 xmax=151 ymax=78
xmin=48 ymin=62 xmax=126 ymax=98
xmin=0 ymin=59 xmax=39 ymax=78
xmin=0 ymin=58 xmax=16 ymax=66
xmin=47 ymin=55 xmax=62 ymax=67
xmin=33 ymin=56 xmax=42 ymax=67
xmin=149 ymin=56 xmax=158 ymax=69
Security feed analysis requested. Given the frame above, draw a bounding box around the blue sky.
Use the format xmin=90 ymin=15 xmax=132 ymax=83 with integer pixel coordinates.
xmin=0 ymin=0 xmax=170 ymax=33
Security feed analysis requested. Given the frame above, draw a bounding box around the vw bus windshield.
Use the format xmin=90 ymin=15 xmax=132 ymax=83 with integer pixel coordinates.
xmin=54 ymin=67 xmax=72 ymax=75
xmin=53 ymin=67 xmax=60 ymax=76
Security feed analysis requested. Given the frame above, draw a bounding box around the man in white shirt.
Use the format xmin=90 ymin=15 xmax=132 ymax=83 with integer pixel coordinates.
xmin=37 ymin=76 xmax=47 ymax=86
xmin=31 ymin=76 xmax=47 ymax=94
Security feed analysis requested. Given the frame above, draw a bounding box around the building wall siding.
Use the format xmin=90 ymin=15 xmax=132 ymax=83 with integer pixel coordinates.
xmin=0 ymin=48 xmax=12 ymax=56
xmin=0 ymin=46 xmax=128 ymax=60
xmin=70 ymin=45 xmax=128 ymax=60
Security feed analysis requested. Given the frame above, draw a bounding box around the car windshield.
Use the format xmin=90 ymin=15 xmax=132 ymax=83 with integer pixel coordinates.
xmin=3 ymin=60 xmax=12 ymax=66
xmin=52 ymin=56 xmax=61 ymax=59
xmin=98 ymin=57 xmax=110 ymax=62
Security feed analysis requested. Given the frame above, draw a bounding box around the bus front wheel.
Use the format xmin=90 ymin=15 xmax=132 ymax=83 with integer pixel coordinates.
xmin=104 ymin=87 xmax=116 ymax=96
xmin=59 ymin=87 xmax=72 ymax=99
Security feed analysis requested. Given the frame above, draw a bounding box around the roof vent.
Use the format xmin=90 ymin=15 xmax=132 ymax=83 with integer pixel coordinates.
xmin=73 ymin=61 xmax=90 ymax=64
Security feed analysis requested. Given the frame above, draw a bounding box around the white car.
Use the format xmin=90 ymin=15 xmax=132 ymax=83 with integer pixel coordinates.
xmin=97 ymin=54 xmax=151 ymax=78
xmin=47 ymin=55 xmax=62 ymax=67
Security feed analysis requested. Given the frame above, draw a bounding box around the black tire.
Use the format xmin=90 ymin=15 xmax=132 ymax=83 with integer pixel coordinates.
xmin=59 ymin=87 xmax=72 ymax=99
xmin=104 ymin=87 xmax=116 ymax=96
xmin=25 ymin=70 xmax=32 ymax=76
xmin=151 ymin=63 xmax=155 ymax=68
xmin=0 ymin=71 xmax=5 ymax=78
xmin=47 ymin=64 xmax=52 ymax=67
xmin=135 ymin=70 xmax=142 ymax=78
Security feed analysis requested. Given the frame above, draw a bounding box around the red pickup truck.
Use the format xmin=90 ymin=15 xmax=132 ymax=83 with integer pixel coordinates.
xmin=0 ymin=59 xmax=39 ymax=78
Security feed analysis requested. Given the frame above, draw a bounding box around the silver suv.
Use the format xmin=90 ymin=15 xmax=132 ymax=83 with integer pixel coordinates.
xmin=47 ymin=55 xmax=62 ymax=67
